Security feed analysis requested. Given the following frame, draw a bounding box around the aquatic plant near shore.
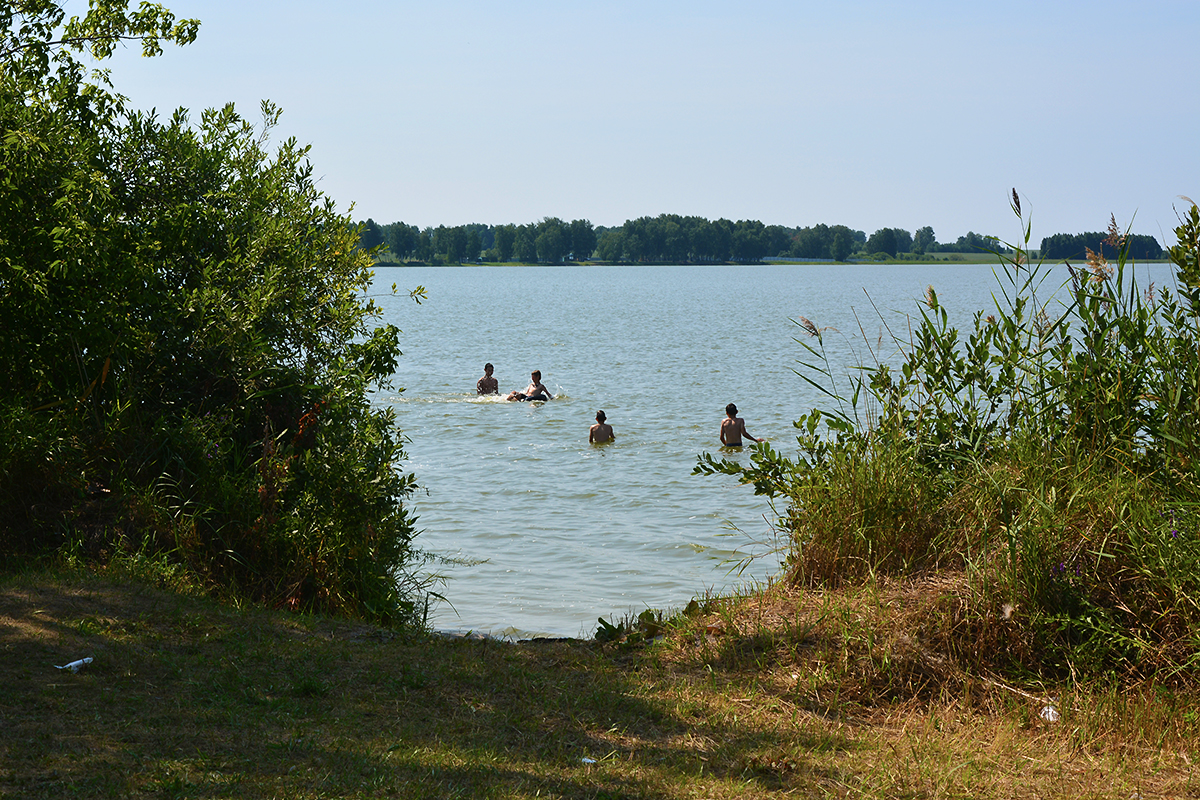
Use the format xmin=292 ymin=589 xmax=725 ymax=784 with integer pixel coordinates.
xmin=697 ymin=193 xmax=1200 ymax=681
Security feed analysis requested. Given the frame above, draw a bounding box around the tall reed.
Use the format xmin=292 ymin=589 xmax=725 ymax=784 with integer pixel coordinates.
xmin=698 ymin=194 xmax=1200 ymax=681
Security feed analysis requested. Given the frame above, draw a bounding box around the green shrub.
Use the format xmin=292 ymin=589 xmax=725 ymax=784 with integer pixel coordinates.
xmin=698 ymin=193 xmax=1200 ymax=680
xmin=1 ymin=1 xmax=428 ymax=627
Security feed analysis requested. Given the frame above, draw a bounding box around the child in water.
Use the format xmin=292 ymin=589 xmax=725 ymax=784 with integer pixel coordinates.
xmin=720 ymin=403 xmax=762 ymax=447
xmin=506 ymin=369 xmax=553 ymax=402
xmin=476 ymin=362 xmax=498 ymax=395
xmin=589 ymin=410 xmax=614 ymax=443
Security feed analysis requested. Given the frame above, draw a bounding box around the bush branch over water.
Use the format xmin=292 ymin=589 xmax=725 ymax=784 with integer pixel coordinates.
xmin=1 ymin=0 xmax=429 ymax=626
xmin=698 ymin=192 xmax=1200 ymax=682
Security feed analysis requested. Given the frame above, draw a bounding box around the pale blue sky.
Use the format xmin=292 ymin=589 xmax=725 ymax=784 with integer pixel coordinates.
xmin=102 ymin=1 xmax=1199 ymax=245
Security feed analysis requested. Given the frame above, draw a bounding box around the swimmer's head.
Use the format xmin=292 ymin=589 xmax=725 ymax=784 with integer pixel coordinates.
xmin=596 ymin=410 xmax=606 ymax=422
xmin=532 ymin=370 xmax=541 ymax=380
xmin=726 ymin=403 xmax=738 ymax=417
xmin=484 ymin=363 xmax=493 ymax=373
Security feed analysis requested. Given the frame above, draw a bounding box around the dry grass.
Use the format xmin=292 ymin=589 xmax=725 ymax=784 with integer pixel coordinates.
xmin=2 ymin=569 xmax=1197 ymax=798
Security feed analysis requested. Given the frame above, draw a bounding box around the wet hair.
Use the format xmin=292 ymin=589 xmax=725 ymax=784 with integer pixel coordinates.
xmin=596 ymin=410 xmax=606 ymax=422
xmin=484 ymin=363 xmax=493 ymax=371
xmin=726 ymin=403 xmax=738 ymax=416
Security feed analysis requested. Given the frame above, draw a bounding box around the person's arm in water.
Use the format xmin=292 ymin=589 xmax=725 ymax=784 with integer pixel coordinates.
xmin=738 ymin=418 xmax=762 ymax=443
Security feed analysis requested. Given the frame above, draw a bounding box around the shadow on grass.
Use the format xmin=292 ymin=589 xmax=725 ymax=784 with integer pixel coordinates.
xmin=1 ymin=572 xmax=856 ymax=798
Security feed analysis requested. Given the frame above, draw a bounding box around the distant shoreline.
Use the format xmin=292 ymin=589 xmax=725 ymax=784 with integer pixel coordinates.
xmin=373 ymin=256 xmax=1172 ymax=268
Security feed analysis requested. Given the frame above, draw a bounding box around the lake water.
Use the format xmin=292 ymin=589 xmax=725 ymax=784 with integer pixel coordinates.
xmin=371 ymin=260 xmax=1171 ymax=639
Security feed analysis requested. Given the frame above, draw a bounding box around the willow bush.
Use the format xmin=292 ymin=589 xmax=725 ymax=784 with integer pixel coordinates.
xmin=1 ymin=1 xmax=428 ymax=626
xmin=699 ymin=194 xmax=1200 ymax=680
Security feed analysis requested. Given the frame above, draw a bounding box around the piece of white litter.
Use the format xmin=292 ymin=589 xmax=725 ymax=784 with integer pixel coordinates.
xmin=1039 ymin=705 xmax=1060 ymax=723
xmin=581 ymin=758 xmax=597 ymax=764
xmin=55 ymin=657 xmax=93 ymax=673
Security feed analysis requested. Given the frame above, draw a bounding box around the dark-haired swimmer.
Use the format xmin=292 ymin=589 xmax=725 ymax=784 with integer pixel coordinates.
xmin=476 ymin=363 xmax=498 ymax=395
xmin=720 ymin=403 xmax=762 ymax=447
xmin=505 ymin=370 xmax=552 ymax=402
xmin=589 ymin=410 xmax=614 ymax=443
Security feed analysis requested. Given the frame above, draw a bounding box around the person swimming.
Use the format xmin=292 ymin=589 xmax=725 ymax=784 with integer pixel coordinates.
xmin=476 ymin=362 xmax=498 ymax=395
xmin=720 ymin=403 xmax=762 ymax=447
xmin=505 ymin=370 xmax=553 ymax=402
xmin=589 ymin=410 xmax=614 ymax=443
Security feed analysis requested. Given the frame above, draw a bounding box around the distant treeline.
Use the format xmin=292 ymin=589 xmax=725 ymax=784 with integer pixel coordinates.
xmin=359 ymin=214 xmax=1135 ymax=264
xmin=1040 ymin=232 xmax=1163 ymax=261
xmin=363 ymin=219 xmax=594 ymax=265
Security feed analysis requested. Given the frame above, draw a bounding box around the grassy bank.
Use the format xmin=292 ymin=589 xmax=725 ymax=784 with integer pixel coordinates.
xmin=4 ymin=567 xmax=1197 ymax=799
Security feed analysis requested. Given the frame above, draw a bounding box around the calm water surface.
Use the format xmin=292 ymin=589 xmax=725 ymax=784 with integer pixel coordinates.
xmin=371 ymin=261 xmax=1170 ymax=638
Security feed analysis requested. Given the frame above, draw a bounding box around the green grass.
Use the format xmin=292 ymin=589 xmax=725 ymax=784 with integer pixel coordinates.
xmin=3 ymin=567 xmax=1198 ymax=799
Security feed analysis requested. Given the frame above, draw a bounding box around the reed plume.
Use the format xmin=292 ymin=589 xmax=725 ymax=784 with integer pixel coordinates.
xmin=1104 ymin=213 xmax=1126 ymax=250
xmin=1085 ymin=246 xmax=1112 ymax=282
